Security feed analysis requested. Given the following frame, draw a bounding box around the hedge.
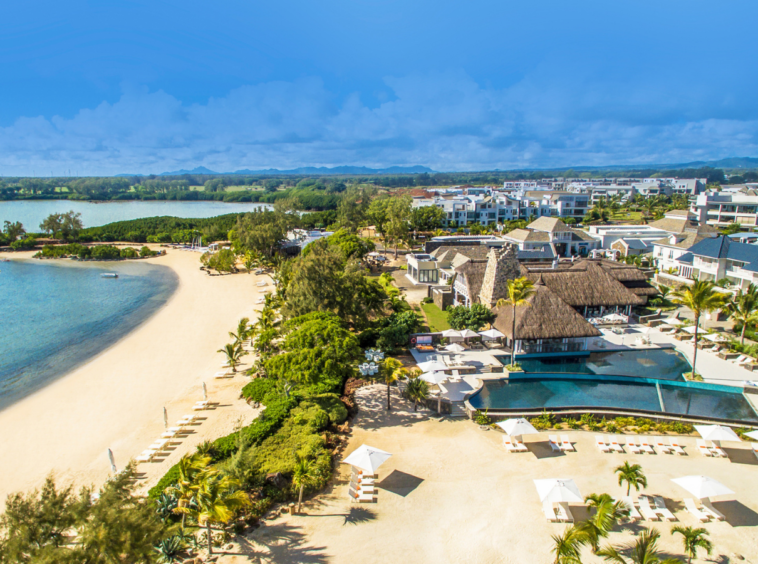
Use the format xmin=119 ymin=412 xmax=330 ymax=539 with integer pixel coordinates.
xmin=148 ymin=395 xmax=296 ymax=498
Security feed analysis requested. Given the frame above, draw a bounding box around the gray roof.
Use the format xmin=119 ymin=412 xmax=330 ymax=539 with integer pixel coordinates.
xmin=687 ymin=236 xmax=758 ymax=272
xmin=517 ymin=247 xmax=557 ymax=260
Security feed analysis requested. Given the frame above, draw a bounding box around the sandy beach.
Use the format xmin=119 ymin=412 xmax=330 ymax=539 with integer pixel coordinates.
xmin=0 ymin=247 xmax=263 ymax=502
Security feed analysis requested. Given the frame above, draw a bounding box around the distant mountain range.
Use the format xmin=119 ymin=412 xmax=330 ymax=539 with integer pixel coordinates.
xmin=123 ymin=165 xmax=435 ymax=176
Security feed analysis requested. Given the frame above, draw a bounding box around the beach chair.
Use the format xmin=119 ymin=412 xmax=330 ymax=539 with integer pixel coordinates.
xmin=655 ymin=438 xmax=673 ymax=454
xmin=214 ymin=371 xmax=230 ymax=379
xmin=637 ymin=497 xmax=659 ymax=521
xmin=639 ymin=437 xmax=656 ymax=454
xmin=559 ymin=435 xmax=575 ymax=452
xmin=625 ymin=437 xmax=643 ymax=454
xmin=161 ymin=428 xmax=178 ymax=439
xmin=192 ymin=401 xmax=209 ymax=411
xmin=556 ymin=502 xmax=574 ymax=523
xmin=710 ymin=441 xmax=728 ymax=458
xmin=697 ymin=439 xmax=714 ymax=457
xmin=731 ymin=354 xmax=750 ymax=365
xmin=595 ymin=435 xmax=611 ymax=453
xmin=149 ymin=439 xmax=170 ymax=452
xmin=502 ymin=436 xmax=521 ymax=453
xmin=669 ymin=438 xmax=686 ymax=455
xmin=702 ymin=499 xmax=726 ymax=521
xmin=619 ymin=497 xmax=642 ymax=521
xmin=608 ymin=436 xmax=625 ymax=453
xmin=653 ymin=496 xmax=677 ymax=521
xmin=684 ymin=498 xmax=710 ymax=522
xmin=349 ymin=480 xmax=375 ymax=494
xmin=514 ymin=439 xmax=529 ymax=452
xmin=548 ymin=435 xmax=561 ymax=452
xmin=348 ymin=487 xmax=375 ymax=503
xmin=135 ymin=449 xmax=157 ymax=463
xmin=543 ymin=502 xmax=558 ymax=522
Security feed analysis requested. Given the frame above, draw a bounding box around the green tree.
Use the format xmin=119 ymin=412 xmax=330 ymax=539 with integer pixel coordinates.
xmin=229 ymin=318 xmax=251 ymax=348
xmin=671 ymin=526 xmax=712 ymax=564
xmin=380 ymin=357 xmax=406 ymax=411
xmin=722 ymin=222 xmax=742 ymax=235
xmin=579 ymin=494 xmax=630 ymax=553
xmin=615 ymin=461 xmax=647 ymax=496
xmin=671 ymin=279 xmax=726 ymax=377
xmin=218 ymin=343 xmax=246 ymax=373
xmin=410 ymin=205 xmax=446 ymax=232
xmin=165 ymin=453 xmax=212 ymax=529
xmin=40 ymin=213 xmax=64 ymax=238
xmin=446 ymin=303 xmax=495 ymax=331
xmin=405 ymin=377 xmax=429 ymax=412
xmin=2 ymin=220 xmax=25 ymax=242
xmin=60 ymin=211 xmax=83 ymax=241
xmin=551 ymin=525 xmax=586 ymax=564
xmin=235 ymin=210 xmax=293 ymax=259
xmin=597 ymin=528 xmax=682 ymax=563
xmin=496 ymin=277 xmax=536 ymax=366
xmin=727 ymin=284 xmax=758 ymax=345
xmin=184 ymin=472 xmax=250 ymax=557
xmin=385 ymin=195 xmax=412 ymax=258
xmin=377 ymin=310 xmax=421 ymax=352
xmin=292 ymin=455 xmax=319 ymax=514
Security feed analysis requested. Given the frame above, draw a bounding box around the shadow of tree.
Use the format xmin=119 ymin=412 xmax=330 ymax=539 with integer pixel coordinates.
xmin=231 ymin=522 xmax=328 ymax=564
xmin=352 ymin=386 xmax=431 ymax=431
xmin=377 ymin=470 xmax=424 ymax=497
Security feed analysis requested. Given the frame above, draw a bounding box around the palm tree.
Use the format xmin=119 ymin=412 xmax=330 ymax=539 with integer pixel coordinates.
xmin=580 ymin=494 xmax=630 ymax=552
xmin=551 ymin=524 xmax=586 ymax=564
xmin=597 ymin=528 xmax=682 ymax=563
xmin=650 ymin=285 xmax=673 ymax=309
xmin=165 ymin=453 xmax=211 ymax=529
xmin=615 ymin=461 xmax=647 ymax=496
xmin=292 ymin=455 xmax=319 ymax=514
xmin=496 ymin=277 xmax=536 ymax=366
xmin=671 ymin=526 xmax=712 ymax=564
xmin=671 ymin=278 xmax=727 ymax=377
xmin=380 ymin=358 xmax=406 ymax=411
xmin=727 ymin=284 xmax=758 ymax=345
xmin=228 ymin=317 xmax=250 ymax=348
xmin=405 ymin=377 xmax=430 ymax=412
xmin=218 ymin=343 xmax=246 ymax=373
xmin=188 ymin=471 xmax=250 ymax=556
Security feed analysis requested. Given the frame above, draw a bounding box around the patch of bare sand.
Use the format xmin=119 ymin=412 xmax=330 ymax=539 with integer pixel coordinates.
xmin=0 ymin=248 xmax=266 ymax=501
xmin=223 ymin=384 xmax=758 ymax=564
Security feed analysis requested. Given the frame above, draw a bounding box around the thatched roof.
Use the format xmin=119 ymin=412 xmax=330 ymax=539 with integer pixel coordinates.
xmin=454 ymin=259 xmax=488 ymax=299
xmin=492 ymin=283 xmax=602 ymax=340
xmin=523 ymin=261 xmax=645 ymax=307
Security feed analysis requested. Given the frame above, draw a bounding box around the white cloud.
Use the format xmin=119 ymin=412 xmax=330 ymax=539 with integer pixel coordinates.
xmin=1 ymin=71 xmax=757 ymax=175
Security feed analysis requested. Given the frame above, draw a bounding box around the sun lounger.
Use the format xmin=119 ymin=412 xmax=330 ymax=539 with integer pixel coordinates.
xmin=639 ymin=437 xmax=656 ymax=454
xmin=548 ymin=435 xmax=561 ymax=452
xmin=625 ymin=437 xmax=643 ymax=454
xmin=697 ymin=439 xmax=714 ymax=457
xmin=349 ymin=481 xmax=375 ymax=493
xmin=503 ymin=435 xmax=527 ymax=452
xmin=556 ymin=502 xmax=574 ymax=523
xmin=653 ymin=496 xmax=676 ymax=521
xmin=637 ymin=496 xmax=659 ymax=521
xmin=669 ymin=438 xmax=686 ymax=455
xmin=708 ymin=440 xmax=728 ymax=458
xmin=559 ymin=435 xmax=575 ymax=452
xmin=684 ymin=498 xmax=710 ymax=522
xmin=655 ymin=438 xmax=673 ymax=454
xmin=659 ymin=327 xmax=677 ymax=335
xmin=161 ymin=429 xmax=177 ymax=439
xmin=149 ymin=439 xmax=170 ymax=451
xmin=618 ymin=496 xmax=641 ymax=521
xmin=543 ymin=502 xmax=558 ymax=522
xmin=193 ymin=401 xmax=209 ymax=411
xmin=595 ymin=435 xmax=611 ymax=453
xmin=731 ymin=354 xmax=749 ymax=364
xmin=608 ymin=436 xmax=625 ymax=453
xmin=214 ymin=371 xmax=232 ymax=379
xmin=135 ymin=449 xmax=157 ymax=463
xmin=702 ymin=499 xmax=726 ymax=521
xmin=348 ymin=487 xmax=375 ymax=503
xmin=718 ymin=351 xmax=739 ymax=360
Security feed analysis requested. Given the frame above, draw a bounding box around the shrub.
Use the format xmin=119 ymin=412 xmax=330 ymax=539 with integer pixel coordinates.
xmin=253 ymin=411 xmax=328 ymax=476
xmin=241 ymin=379 xmax=277 ymax=403
xmin=139 ymin=246 xmax=157 ymax=257
xmin=119 ymin=247 xmax=138 ymax=258
xmin=606 ymin=422 xmax=619 ymax=434
xmin=305 ymin=393 xmax=348 ymax=426
xmin=566 ymin=418 xmax=582 ymax=430
xmin=474 ymin=410 xmax=492 ymax=425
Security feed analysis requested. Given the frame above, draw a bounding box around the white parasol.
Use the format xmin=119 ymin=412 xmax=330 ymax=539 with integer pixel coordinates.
xmin=496 ymin=418 xmax=540 ymax=441
xmin=444 ymin=343 xmax=466 ymax=353
xmin=695 ymin=425 xmax=742 ymax=442
xmin=342 ymin=445 xmax=392 ymax=474
xmin=107 ymin=449 xmax=117 ymax=473
xmin=419 ymin=371 xmax=448 ymax=385
xmin=533 ymin=479 xmax=583 ymax=503
xmin=418 ymin=360 xmax=448 ymax=372
xmin=479 ymin=328 xmax=505 ymax=340
xmin=458 ymin=329 xmax=480 ymax=339
xmin=203 ymin=382 xmax=208 ymax=402
xmin=671 ymin=475 xmax=735 ymax=499
xmin=744 ymin=430 xmax=758 ymax=441
xmin=441 ymin=329 xmax=462 ymax=338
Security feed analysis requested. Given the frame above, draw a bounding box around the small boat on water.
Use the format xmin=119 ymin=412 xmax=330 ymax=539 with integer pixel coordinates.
xmin=100 ymin=273 xmax=119 ymax=278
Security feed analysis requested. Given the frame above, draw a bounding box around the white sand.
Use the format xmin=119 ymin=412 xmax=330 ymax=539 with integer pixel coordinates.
xmin=226 ymin=385 xmax=758 ymax=564
xmin=0 ymin=248 xmax=263 ymax=501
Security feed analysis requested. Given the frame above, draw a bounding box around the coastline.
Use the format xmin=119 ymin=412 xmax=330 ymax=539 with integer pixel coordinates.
xmin=0 ymin=246 xmax=262 ymax=502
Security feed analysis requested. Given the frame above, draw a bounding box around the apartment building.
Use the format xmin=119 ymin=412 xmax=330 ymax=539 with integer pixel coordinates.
xmin=691 ymin=190 xmax=758 ymax=228
xmin=668 ymin=236 xmax=758 ymax=289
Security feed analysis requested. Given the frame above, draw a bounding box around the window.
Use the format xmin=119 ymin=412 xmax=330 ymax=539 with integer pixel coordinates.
xmin=418 ymin=269 xmax=438 ymax=283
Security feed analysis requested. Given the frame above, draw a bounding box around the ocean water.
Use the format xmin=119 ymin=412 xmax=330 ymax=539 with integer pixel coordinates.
xmin=0 ymin=259 xmax=178 ymax=411
xmin=0 ymin=200 xmax=272 ymax=230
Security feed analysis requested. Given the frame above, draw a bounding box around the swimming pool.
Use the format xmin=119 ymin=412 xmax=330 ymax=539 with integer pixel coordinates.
xmin=496 ymin=349 xmax=691 ymax=381
xmin=468 ymin=375 xmax=758 ymax=423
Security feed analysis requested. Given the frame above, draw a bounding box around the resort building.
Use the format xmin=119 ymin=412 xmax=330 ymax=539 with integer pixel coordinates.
xmin=663 ymin=236 xmax=758 ymax=289
xmin=500 ymin=217 xmax=599 ymax=258
xmin=650 ymin=210 xmax=719 ymax=274
xmin=690 ymin=190 xmax=758 ymax=229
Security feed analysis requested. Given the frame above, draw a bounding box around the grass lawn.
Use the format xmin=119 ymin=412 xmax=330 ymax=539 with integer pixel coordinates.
xmin=611 ymin=211 xmax=643 ymax=221
xmin=420 ymin=302 xmax=450 ymax=332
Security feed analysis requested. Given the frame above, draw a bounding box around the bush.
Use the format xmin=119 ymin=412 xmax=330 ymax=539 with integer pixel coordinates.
xmin=474 ymin=409 xmax=492 ymax=425
xmin=241 ymin=379 xmax=277 ymax=403
xmin=253 ymin=408 xmax=328 ymax=476
xmin=119 ymin=247 xmax=138 ymax=258
xmin=139 ymin=246 xmax=157 ymax=257
xmin=304 ymin=393 xmax=348 ymax=425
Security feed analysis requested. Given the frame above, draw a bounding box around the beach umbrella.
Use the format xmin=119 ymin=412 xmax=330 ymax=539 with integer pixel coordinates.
xmin=419 ymin=371 xmax=448 ymax=385
xmin=533 ymin=479 xmax=583 ymax=503
xmin=418 ymin=360 xmax=448 ymax=372
xmin=671 ymin=476 xmax=735 ymax=499
xmin=695 ymin=425 xmax=742 ymax=442
xmin=704 ymin=333 xmax=728 ymax=342
xmin=602 ymin=313 xmax=627 ymax=323
xmin=662 ymin=317 xmax=684 ymax=326
xmin=458 ymin=329 xmax=480 ymax=339
xmin=107 ymin=449 xmax=117 ymax=474
xmin=441 ymin=329 xmax=462 ymax=339
xmin=479 ymin=328 xmax=504 ymax=340
xmin=202 ymin=382 xmax=208 ymax=402
xmin=444 ymin=343 xmax=466 ymax=353
xmin=163 ymin=407 xmax=168 ymax=429
xmin=496 ymin=418 xmax=540 ymax=440
xmin=682 ymin=326 xmax=698 ymax=334
xmin=744 ymin=430 xmax=758 ymax=441
xmin=342 ymin=445 xmax=392 ymax=474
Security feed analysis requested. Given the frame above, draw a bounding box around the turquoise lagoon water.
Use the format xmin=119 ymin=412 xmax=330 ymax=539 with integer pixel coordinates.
xmin=0 ymin=260 xmax=178 ymax=410
xmin=0 ymin=200 xmax=272 ymax=230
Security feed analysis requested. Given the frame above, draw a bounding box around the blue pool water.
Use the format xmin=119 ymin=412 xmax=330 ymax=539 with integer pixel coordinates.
xmin=499 ymin=349 xmax=691 ymax=381
xmin=0 ymin=259 xmax=178 ymax=410
xmin=469 ymin=375 xmax=758 ymax=423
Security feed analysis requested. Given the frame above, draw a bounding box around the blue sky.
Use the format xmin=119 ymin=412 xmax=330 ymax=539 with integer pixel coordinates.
xmin=2 ymin=0 xmax=758 ymax=175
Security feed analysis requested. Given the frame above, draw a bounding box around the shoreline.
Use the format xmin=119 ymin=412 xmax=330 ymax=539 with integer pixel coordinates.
xmin=0 ymin=246 xmax=263 ymax=502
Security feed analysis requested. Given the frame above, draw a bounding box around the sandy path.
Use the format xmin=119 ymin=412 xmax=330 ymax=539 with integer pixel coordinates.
xmin=0 ymin=247 xmax=264 ymax=501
